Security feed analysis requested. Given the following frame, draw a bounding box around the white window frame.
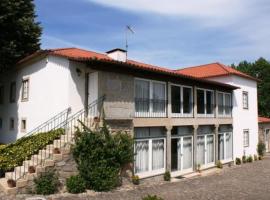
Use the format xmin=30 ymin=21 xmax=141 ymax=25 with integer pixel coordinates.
xmin=217 ymin=91 xmax=232 ymax=118
xmin=21 ymin=78 xmax=30 ymax=102
xmin=134 ymin=137 xmax=166 ymax=178
xmin=134 ymin=78 xmax=167 ymax=117
xmin=170 ymin=83 xmax=193 ymax=118
xmin=197 ymin=88 xmax=215 ymax=118
xmin=218 ymin=132 xmax=233 ymax=163
xmin=171 ymin=135 xmax=193 ymax=176
xmin=197 ymin=134 xmax=215 ymax=169
xmin=265 ymin=129 xmax=270 ymax=152
xmin=21 ymin=118 xmax=27 ymax=133
xmin=242 ymin=91 xmax=249 ymax=109
xmin=243 ymin=129 xmax=249 ymax=147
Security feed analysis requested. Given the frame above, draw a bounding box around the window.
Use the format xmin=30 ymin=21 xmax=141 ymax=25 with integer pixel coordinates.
xmin=243 ymin=91 xmax=248 ymax=109
xmin=21 ymin=119 xmax=27 ymax=132
xmin=197 ymin=89 xmax=214 ymax=116
xmin=9 ymin=82 xmax=16 ymax=103
xmin=10 ymin=118 xmax=15 ymax=130
xmin=218 ymin=92 xmax=232 ymax=117
xmin=134 ymin=127 xmax=166 ymax=176
xmin=135 ymin=79 xmax=166 ymax=117
xmin=22 ymin=79 xmax=29 ymax=101
xmin=0 ymin=118 xmax=2 ymax=129
xmin=218 ymin=132 xmax=233 ymax=161
xmin=171 ymin=84 xmax=193 ymax=116
xmin=243 ymin=130 xmax=249 ymax=147
xmin=0 ymin=85 xmax=4 ymax=104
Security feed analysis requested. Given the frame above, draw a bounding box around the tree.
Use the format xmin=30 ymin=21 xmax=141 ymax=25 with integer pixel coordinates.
xmin=0 ymin=0 xmax=42 ymax=72
xmin=233 ymin=58 xmax=270 ymax=117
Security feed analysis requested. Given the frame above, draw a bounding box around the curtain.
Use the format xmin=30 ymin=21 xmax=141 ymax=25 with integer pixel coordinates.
xmin=218 ymin=134 xmax=224 ymax=160
xmin=135 ymin=80 xmax=150 ymax=112
xmin=135 ymin=140 xmax=149 ymax=173
xmin=226 ymin=133 xmax=233 ymax=159
xmin=225 ymin=94 xmax=231 ymax=115
xmin=218 ymin=93 xmax=224 ymax=115
xmin=134 ymin=127 xmax=149 ymax=139
xmin=197 ymin=136 xmax=205 ymax=165
xmin=177 ymin=139 xmax=182 ymax=171
xmin=152 ymin=139 xmax=164 ymax=170
xmin=183 ymin=137 xmax=192 ymax=170
xmin=152 ymin=82 xmax=165 ymax=113
xmin=206 ymin=135 xmax=214 ymax=163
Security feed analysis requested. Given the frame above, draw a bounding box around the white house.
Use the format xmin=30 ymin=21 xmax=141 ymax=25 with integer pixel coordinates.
xmin=178 ymin=63 xmax=259 ymax=158
xmin=0 ymin=47 xmax=259 ymax=178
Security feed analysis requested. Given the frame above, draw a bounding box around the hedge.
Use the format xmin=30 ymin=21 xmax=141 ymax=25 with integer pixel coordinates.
xmin=0 ymin=129 xmax=64 ymax=174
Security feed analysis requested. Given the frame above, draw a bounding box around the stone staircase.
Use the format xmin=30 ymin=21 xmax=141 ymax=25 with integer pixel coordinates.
xmin=0 ymin=96 xmax=105 ymax=195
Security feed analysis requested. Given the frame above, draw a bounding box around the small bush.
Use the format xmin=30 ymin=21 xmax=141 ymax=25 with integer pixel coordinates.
xmin=242 ymin=155 xmax=247 ymax=163
xmin=7 ymin=179 xmax=16 ymax=188
xmin=254 ymin=154 xmax=258 ymax=161
xmin=235 ymin=157 xmax=241 ymax=165
xmin=142 ymin=195 xmax=164 ymax=200
xmin=163 ymin=171 xmax=171 ymax=181
xmin=196 ymin=164 xmax=201 ymax=172
xmin=34 ymin=170 xmax=60 ymax=195
xmin=259 ymin=155 xmax=263 ymax=160
xmin=66 ymin=175 xmax=86 ymax=194
xmin=216 ymin=160 xmax=223 ymax=169
xmin=73 ymin=124 xmax=134 ymax=191
xmin=132 ymin=175 xmax=139 ymax=185
xmin=257 ymin=141 xmax=266 ymax=157
xmin=247 ymin=155 xmax=253 ymax=163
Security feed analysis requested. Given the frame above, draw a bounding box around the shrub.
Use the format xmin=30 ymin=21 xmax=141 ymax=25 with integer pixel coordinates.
xmin=247 ymin=155 xmax=253 ymax=163
xmin=254 ymin=154 xmax=258 ymax=161
xmin=259 ymin=155 xmax=263 ymax=160
xmin=132 ymin=175 xmax=140 ymax=185
xmin=0 ymin=129 xmax=64 ymax=174
xmin=242 ymin=155 xmax=247 ymax=163
xmin=257 ymin=141 xmax=266 ymax=157
xmin=216 ymin=160 xmax=223 ymax=169
xmin=196 ymin=164 xmax=201 ymax=172
xmin=163 ymin=171 xmax=171 ymax=181
xmin=235 ymin=157 xmax=241 ymax=165
xmin=73 ymin=124 xmax=133 ymax=191
xmin=34 ymin=170 xmax=60 ymax=195
xmin=66 ymin=175 xmax=86 ymax=194
xmin=142 ymin=195 xmax=164 ymax=200
xmin=7 ymin=179 xmax=16 ymax=188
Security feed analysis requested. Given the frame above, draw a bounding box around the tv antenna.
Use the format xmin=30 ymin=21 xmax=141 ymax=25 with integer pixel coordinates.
xmin=125 ymin=25 xmax=135 ymax=59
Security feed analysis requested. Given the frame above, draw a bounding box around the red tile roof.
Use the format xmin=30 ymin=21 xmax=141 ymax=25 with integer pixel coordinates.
xmin=258 ymin=117 xmax=270 ymax=123
xmin=17 ymin=47 xmax=239 ymax=90
xmin=176 ymin=62 xmax=259 ymax=81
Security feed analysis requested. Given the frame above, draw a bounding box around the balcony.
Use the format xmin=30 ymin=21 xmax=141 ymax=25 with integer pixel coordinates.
xmin=135 ymin=98 xmax=167 ymax=118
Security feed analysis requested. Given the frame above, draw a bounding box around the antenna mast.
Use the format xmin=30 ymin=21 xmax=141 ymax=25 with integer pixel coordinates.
xmin=125 ymin=25 xmax=135 ymax=60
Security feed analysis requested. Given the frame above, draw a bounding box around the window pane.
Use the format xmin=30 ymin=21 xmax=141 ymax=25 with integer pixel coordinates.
xmin=225 ymin=94 xmax=231 ymax=115
xmin=152 ymin=82 xmax=166 ymax=113
xmin=218 ymin=134 xmax=224 ymax=160
xmin=183 ymin=137 xmax=193 ymax=169
xmin=206 ymin=91 xmax=214 ymax=114
xmin=0 ymin=86 xmax=4 ymax=104
xmin=206 ymin=135 xmax=214 ymax=163
xmin=135 ymin=80 xmax=150 ymax=112
xmin=197 ymin=136 xmax=205 ymax=165
xmin=171 ymin=85 xmax=181 ymax=113
xmin=197 ymin=90 xmax=205 ymax=114
xmin=218 ymin=93 xmax=224 ymax=115
xmin=152 ymin=139 xmax=164 ymax=170
xmin=135 ymin=140 xmax=149 ymax=173
xmin=226 ymin=133 xmax=233 ymax=159
xmin=134 ymin=128 xmax=149 ymax=139
xmin=183 ymin=87 xmax=192 ymax=114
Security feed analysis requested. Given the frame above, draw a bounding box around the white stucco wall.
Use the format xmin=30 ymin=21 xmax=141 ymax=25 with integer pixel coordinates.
xmin=208 ymin=75 xmax=259 ymax=158
xmin=0 ymin=56 xmax=99 ymax=144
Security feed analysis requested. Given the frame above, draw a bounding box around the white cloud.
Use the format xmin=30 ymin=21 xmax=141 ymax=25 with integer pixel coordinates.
xmin=86 ymin=0 xmax=249 ymax=25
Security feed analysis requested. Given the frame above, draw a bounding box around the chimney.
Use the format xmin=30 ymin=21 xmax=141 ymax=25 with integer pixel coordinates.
xmin=106 ymin=48 xmax=127 ymax=62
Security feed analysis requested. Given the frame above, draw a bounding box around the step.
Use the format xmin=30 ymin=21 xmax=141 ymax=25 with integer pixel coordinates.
xmin=60 ymin=134 xmax=74 ymax=142
xmin=0 ymin=178 xmax=17 ymax=195
xmin=53 ymin=139 xmax=66 ymax=148
xmin=38 ymin=149 xmax=52 ymax=159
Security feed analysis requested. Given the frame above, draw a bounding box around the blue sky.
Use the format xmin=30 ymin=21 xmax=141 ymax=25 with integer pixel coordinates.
xmin=35 ymin=0 xmax=270 ymax=69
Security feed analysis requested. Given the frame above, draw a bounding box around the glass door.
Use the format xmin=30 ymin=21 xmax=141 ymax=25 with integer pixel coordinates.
xmin=171 ymin=136 xmax=193 ymax=173
xmin=265 ymin=129 xmax=270 ymax=152
xmin=197 ymin=134 xmax=215 ymax=167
